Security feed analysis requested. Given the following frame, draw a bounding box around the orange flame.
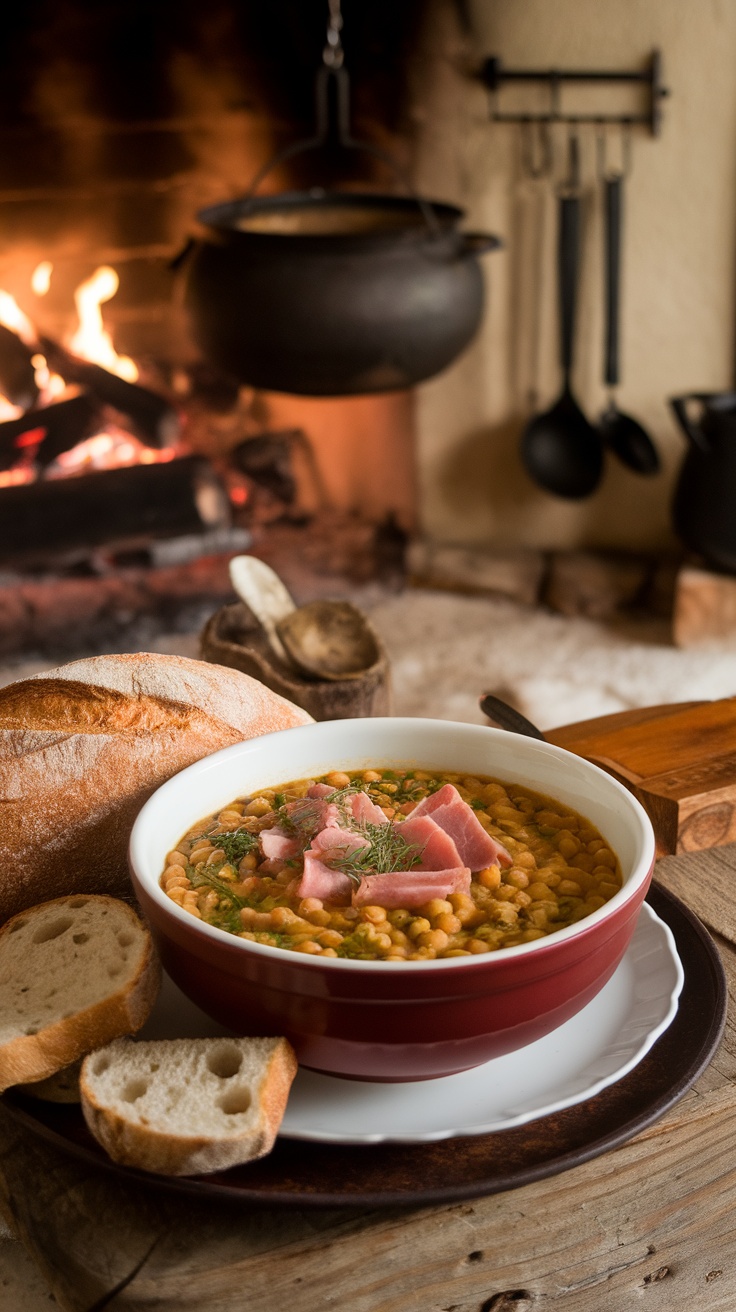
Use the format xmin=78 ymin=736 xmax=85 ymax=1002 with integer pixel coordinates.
xmin=68 ymin=267 xmax=138 ymax=382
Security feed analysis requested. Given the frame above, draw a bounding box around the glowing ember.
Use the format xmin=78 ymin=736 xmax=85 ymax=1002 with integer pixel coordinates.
xmin=68 ymin=267 xmax=138 ymax=383
xmin=49 ymin=427 xmax=177 ymax=477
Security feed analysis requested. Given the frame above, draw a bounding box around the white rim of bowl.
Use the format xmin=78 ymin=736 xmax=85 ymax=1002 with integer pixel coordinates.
xmin=129 ymin=718 xmax=656 ymax=973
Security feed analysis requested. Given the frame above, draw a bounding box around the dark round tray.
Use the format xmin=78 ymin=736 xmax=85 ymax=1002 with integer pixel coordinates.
xmin=3 ymin=883 xmax=727 ymax=1207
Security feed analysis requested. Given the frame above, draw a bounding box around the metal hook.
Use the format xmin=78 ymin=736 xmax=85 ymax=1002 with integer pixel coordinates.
xmin=323 ymin=0 xmax=344 ymax=69
xmin=520 ymin=118 xmax=553 ymax=178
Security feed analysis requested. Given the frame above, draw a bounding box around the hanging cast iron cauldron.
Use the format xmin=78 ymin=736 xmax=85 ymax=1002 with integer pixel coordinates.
xmin=178 ymin=189 xmax=500 ymax=396
xmin=175 ymin=46 xmax=500 ymax=397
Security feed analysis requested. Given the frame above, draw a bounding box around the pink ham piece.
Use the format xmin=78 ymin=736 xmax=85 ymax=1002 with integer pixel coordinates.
xmin=308 ymin=783 xmax=388 ymax=827
xmin=393 ymin=814 xmax=462 ymax=871
xmin=295 ymin=852 xmax=354 ymax=904
xmin=409 ymin=784 xmax=512 ymax=869
xmin=307 ymin=783 xmax=336 ymax=800
xmin=294 ymin=828 xmax=370 ymax=904
xmin=259 ymin=826 xmax=303 ymax=862
xmin=283 ymin=795 xmax=339 ymax=838
xmin=348 ymin=790 xmax=389 ymax=826
xmin=352 ymin=867 xmax=471 ymax=908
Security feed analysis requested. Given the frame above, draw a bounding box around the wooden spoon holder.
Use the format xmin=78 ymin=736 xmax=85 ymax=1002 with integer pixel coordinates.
xmin=200 ymin=601 xmax=392 ymax=722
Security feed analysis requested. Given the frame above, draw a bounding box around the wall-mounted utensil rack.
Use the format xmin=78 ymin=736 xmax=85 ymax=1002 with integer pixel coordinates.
xmin=480 ymin=49 xmax=669 ymax=136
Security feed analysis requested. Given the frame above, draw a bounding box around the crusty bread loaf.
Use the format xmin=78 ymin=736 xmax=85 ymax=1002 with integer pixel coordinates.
xmin=0 ymin=895 xmax=161 ymax=1094
xmin=0 ymin=652 xmax=312 ymax=922
xmin=80 ymin=1035 xmax=298 ymax=1176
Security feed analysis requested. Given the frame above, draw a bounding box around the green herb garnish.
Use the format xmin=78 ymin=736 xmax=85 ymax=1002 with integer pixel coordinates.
xmin=188 ymin=864 xmax=240 ymax=898
xmin=323 ymin=822 xmax=425 ymax=886
xmin=211 ymin=831 xmax=259 ymax=865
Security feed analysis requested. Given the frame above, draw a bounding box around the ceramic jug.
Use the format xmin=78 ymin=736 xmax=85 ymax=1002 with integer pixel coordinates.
xmin=670 ymin=392 xmax=736 ymax=573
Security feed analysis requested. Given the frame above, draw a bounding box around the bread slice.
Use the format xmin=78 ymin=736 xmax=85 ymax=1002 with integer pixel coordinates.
xmin=0 ymin=651 xmax=313 ymax=923
xmin=0 ymin=895 xmax=160 ymax=1094
xmin=80 ymin=1035 xmax=298 ymax=1176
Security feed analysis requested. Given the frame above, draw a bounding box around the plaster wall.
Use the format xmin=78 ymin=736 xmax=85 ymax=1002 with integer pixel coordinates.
xmin=410 ymin=0 xmax=736 ymax=550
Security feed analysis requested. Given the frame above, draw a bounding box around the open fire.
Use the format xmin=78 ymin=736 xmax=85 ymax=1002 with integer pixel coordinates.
xmin=0 ymin=263 xmax=182 ymax=488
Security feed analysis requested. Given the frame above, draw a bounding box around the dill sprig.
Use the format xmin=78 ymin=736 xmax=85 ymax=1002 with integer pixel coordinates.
xmin=274 ymin=784 xmax=367 ymax=839
xmin=322 ymin=822 xmax=425 ymax=885
xmin=209 ymin=830 xmax=259 ymax=864
xmin=188 ymin=863 xmax=247 ymax=907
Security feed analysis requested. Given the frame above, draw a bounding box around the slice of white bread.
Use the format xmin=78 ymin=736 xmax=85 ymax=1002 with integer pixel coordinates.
xmin=0 ymin=895 xmax=160 ymax=1094
xmin=80 ymin=1035 xmax=298 ymax=1176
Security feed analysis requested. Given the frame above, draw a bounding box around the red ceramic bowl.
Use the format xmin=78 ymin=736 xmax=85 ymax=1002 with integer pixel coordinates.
xmin=129 ymin=717 xmax=655 ymax=1081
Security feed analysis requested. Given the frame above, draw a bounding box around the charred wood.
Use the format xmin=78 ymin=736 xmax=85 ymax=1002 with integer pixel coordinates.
xmin=0 ymin=456 xmax=230 ymax=565
xmin=38 ymin=336 xmax=180 ymax=448
xmin=0 ymin=391 xmax=102 ymax=472
xmin=232 ymin=431 xmax=298 ymax=504
xmin=0 ymin=323 xmax=38 ymax=410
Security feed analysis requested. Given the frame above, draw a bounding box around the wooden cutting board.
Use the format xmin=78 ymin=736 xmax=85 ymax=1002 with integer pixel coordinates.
xmin=545 ymin=698 xmax=736 ymax=855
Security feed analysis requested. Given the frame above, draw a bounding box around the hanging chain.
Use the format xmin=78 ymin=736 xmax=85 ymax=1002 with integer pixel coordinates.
xmin=323 ymin=0 xmax=344 ymax=68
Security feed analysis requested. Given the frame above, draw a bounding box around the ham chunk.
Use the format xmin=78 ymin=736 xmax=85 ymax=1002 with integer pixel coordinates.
xmin=295 ymin=852 xmax=354 ymax=904
xmin=309 ymin=828 xmax=371 ymax=858
xmin=259 ymin=826 xmax=302 ymax=862
xmin=294 ymin=828 xmax=369 ymax=904
xmin=352 ymin=867 xmax=471 ymax=908
xmin=348 ymin=790 xmax=389 ymax=826
xmin=307 ymin=783 xmax=336 ymax=800
xmin=393 ymin=814 xmax=462 ymax=871
xmin=283 ymin=795 xmax=339 ymax=838
xmin=410 ymin=784 xmax=511 ymax=869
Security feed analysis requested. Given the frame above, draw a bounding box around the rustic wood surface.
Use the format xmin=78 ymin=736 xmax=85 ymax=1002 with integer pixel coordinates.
xmin=1 ymin=846 xmax=736 ymax=1310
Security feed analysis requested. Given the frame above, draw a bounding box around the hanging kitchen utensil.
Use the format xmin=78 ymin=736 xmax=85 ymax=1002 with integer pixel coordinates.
xmin=175 ymin=1 xmax=501 ymax=397
xmin=521 ymin=131 xmax=604 ymax=498
xmin=518 ymin=119 xmax=552 ymax=414
xmin=597 ymin=134 xmax=660 ymax=475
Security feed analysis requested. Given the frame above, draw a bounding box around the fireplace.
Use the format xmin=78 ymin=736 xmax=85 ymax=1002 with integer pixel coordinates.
xmin=0 ymin=1 xmax=427 ymax=572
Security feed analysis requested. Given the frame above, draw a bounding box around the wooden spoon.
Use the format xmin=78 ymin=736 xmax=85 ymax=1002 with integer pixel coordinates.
xmin=228 ymin=555 xmax=296 ymax=667
xmin=276 ymin=601 xmax=381 ymax=682
xmin=229 ymin=556 xmax=380 ymax=681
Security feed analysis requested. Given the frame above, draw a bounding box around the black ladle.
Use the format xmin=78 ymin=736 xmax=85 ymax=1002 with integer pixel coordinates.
xmin=598 ymin=173 xmax=660 ymax=475
xmin=521 ymin=167 xmax=604 ymax=499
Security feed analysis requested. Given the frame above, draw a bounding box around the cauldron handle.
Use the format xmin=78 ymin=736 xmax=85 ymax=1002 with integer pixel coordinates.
xmin=234 ymin=65 xmax=444 ymax=239
xmin=459 ymin=233 xmax=504 ymax=258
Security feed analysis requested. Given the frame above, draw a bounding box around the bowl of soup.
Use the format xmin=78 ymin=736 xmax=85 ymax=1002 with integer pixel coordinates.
xmin=128 ymin=717 xmax=656 ymax=1081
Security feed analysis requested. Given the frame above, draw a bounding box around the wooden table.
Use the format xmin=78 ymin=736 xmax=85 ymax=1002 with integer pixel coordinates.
xmin=1 ymin=844 xmax=735 ymax=1311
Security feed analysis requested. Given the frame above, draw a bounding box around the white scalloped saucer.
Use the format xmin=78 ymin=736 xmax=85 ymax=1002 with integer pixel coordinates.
xmin=142 ymin=901 xmax=683 ymax=1145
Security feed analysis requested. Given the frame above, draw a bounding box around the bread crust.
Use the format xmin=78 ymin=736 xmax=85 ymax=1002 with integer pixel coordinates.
xmin=0 ymin=653 xmax=312 ymax=923
xmin=0 ymin=895 xmax=161 ymax=1093
xmin=80 ymin=1036 xmax=298 ymax=1175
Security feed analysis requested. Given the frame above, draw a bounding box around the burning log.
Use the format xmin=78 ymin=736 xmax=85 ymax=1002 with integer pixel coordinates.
xmin=38 ymin=335 xmax=180 ymax=448
xmin=0 ymin=323 xmax=38 ymax=410
xmin=232 ymin=431 xmax=298 ymax=504
xmin=0 ymin=455 xmax=230 ymax=565
xmin=0 ymin=391 xmax=102 ymax=472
